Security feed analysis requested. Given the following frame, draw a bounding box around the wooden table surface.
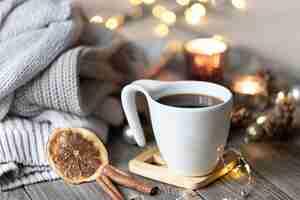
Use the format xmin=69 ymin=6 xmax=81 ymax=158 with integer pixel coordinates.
xmin=2 ymin=127 xmax=300 ymax=200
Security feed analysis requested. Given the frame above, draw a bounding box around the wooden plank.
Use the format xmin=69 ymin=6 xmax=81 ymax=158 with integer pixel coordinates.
xmin=0 ymin=188 xmax=31 ymax=200
xmin=23 ymin=137 xmax=179 ymax=200
xmin=24 ymin=180 xmax=111 ymax=200
xmin=197 ymin=171 xmax=293 ymax=200
xmin=107 ymin=135 xmax=181 ymax=199
xmin=24 ymin=179 xmax=178 ymax=200
xmin=242 ymin=142 xmax=300 ymax=200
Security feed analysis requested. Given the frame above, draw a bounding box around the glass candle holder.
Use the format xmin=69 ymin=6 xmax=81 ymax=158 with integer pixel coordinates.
xmin=232 ymin=75 xmax=268 ymax=110
xmin=184 ymin=38 xmax=227 ymax=83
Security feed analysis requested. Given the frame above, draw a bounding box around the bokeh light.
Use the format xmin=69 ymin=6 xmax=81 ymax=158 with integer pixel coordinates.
xmin=154 ymin=23 xmax=169 ymax=37
xmin=105 ymin=16 xmax=123 ymax=30
xmin=152 ymin=5 xmax=167 ymax=18
xmin=176 ymin=0 xmax=190 ymax=6
xmin=89 ymin=16 xmax=104 ymax=24
xmin=256 ymin=115 xmax=267 ymax=125
xmin=198 ymin=0 xmax=209 ymax=3
xmin=231 ymin=0 xmax=247 ymax=10
xmin=185 ymin=3 xmax=206 ymax=25
xmin=161 ymin=10 xmax=177 ymax=25
xmin=129 ymin=0 xmax=143 ymax=6
xmin=143 ymin=0 xmax=156 ymax=5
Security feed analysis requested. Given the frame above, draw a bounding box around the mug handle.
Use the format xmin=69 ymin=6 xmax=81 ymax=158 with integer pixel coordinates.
xmin=121 ymin=83 xmax=152 ymax=147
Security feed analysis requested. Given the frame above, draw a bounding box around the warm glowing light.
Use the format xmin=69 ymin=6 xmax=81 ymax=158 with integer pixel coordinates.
xmin=212 ymin=34 xmax=225 ymax=42
xmin=143 ymin=0 xmax=155 ymax=5
xmin=289 ymin=87 xmax=300 ymax=102
xmin=152 ymin=5 xmax=166 ymax=18
xmin=198 ymin=0 xmax=209 ymax=3
xmin=176 ymin=0 xmax=190 ymax=6
xmin=292 ymin=89 xmax=300 ymax=99
xmin=232 ymin=76 xmax=266 ymax=95
xmin=161 ymin=11 xmax=177 ymax=25
xmin=276 ymin=91 xmax=286 ymax=104
xmin=185 ymin=38 xmax=227 ymax=55
xmin=167 ymin=40 xmax=183 ymax=52
xmin=185 ymin=3 xmax=206 ymax=25
xmin=229 ymin=166 xmax=246 ymax=179
xmin=105 ymin=16 xmax=123 ymax=30
xmin=191 ymin=3 xmax=206 ymax=15
xmin=185 ymin=38 xmax=227 ymax=81
xmin=130 ymin=6 xmax=144 ymax=18
xmin=247 ymin=126 xmax=257 ymax=136
xmin=256 ymin=115 xmax=267 ymax=125
xmin=89 ymin=16 xmax=104 ymax=24
xmin=154 ymin=23 xmax=169 ymax=37
xmin=231 ymin=0 xmax=247 ymax=10
xmin=129 ymin=0 xmax=143 ymax=6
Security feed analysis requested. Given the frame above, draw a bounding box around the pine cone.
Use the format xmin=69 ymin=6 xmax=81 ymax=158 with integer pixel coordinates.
xmin=231 ymin=106 xmax=252 ymax=128
xmin=262 ymin=100 xmax=295 ymax=138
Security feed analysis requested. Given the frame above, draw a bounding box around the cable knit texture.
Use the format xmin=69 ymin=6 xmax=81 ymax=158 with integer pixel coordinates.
xmin=0 ymin=0 xmax=117 ymax=190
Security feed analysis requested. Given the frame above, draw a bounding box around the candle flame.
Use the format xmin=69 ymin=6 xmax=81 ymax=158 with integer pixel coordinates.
xmin=233 ymin=76 xmax=266 ymax=95
xmin=185 ymin=38 xmax=227 ymax=55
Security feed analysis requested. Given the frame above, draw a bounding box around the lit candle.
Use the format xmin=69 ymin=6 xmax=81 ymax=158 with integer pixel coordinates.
xmin=184 ymin=38 xmax=227 ymax=82
xmin=232 ymin=75 xmax=266 ymax=96
xmin=232 ymin=75 xmax=268 ymax=109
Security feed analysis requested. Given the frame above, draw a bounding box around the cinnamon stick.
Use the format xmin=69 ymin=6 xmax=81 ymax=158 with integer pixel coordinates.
xmin=96 ymin=176 xmax=124 ymax=200
xmin=102 ymin=165 xmax=159 ymax=196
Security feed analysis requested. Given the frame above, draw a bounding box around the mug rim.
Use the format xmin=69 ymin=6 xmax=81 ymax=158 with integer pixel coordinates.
xmin=149 ymin=81 xmax=233 ymax=112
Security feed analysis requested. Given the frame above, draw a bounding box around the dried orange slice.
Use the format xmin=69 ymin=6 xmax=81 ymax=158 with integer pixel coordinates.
xmin=47 ymin=128 xmax=109 ymax=184
xmin=47 ymin=128 xmax=157 ymax=200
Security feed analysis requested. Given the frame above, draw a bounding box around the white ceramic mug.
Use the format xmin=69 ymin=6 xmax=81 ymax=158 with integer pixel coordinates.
xmin=121 ymin=80 xmax=233 ymax=176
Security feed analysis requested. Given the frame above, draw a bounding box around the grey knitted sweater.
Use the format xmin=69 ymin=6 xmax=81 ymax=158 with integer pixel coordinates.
xmin=0 ymin=0 xmax=123 ymax=190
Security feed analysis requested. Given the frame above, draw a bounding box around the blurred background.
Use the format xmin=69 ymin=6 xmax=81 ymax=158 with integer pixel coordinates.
xmin=73 ymin=0 xmax=300 ymax=78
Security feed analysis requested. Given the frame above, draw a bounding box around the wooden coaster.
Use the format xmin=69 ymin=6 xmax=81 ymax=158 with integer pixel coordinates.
xmin=129 ymin=147 xmax=239 ymax=189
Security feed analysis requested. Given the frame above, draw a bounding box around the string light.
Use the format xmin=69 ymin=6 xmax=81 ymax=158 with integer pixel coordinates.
xmin=231 ymin=0 xmax=247 ymax=10
xmin=256 ymin=115 xmax=267 ymax=125
xmin=191 ymin=3 xmax=207 ymax=15
xmin=130 ymin=6 xmax=144 ymax=18
xmin=143 ymin=0 xmax=156 ymax=5
xmin=276 ymin=91 xmax=286 ymax=104
xmin=154 ymin=23 xmax=169 ymax=37
xmin=161 ymin=10 xmax=177 ymax=25
xmin=90 ymin=0 xmax=247 ymax=34
xmin=129 ymin=0 xmax=143 ymax=6
xmin=198 ymin=0 xmax=209 ymax=3
xmin=176 ymin=0 xmax=190 ymax=6
xmin=185 ymin=3 xmax=206 ymax=25
xmin=105 ymin=16 xmax=123 ymax=30
xmin=89 ymin=16 xmax=104 ymax=24
xmin=152 ymin=5 xmax=166 ymax=18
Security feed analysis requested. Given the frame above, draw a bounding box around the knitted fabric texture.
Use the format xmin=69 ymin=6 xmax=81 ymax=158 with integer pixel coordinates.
xmin=0 ymin=0 xmax=118 ymax=190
